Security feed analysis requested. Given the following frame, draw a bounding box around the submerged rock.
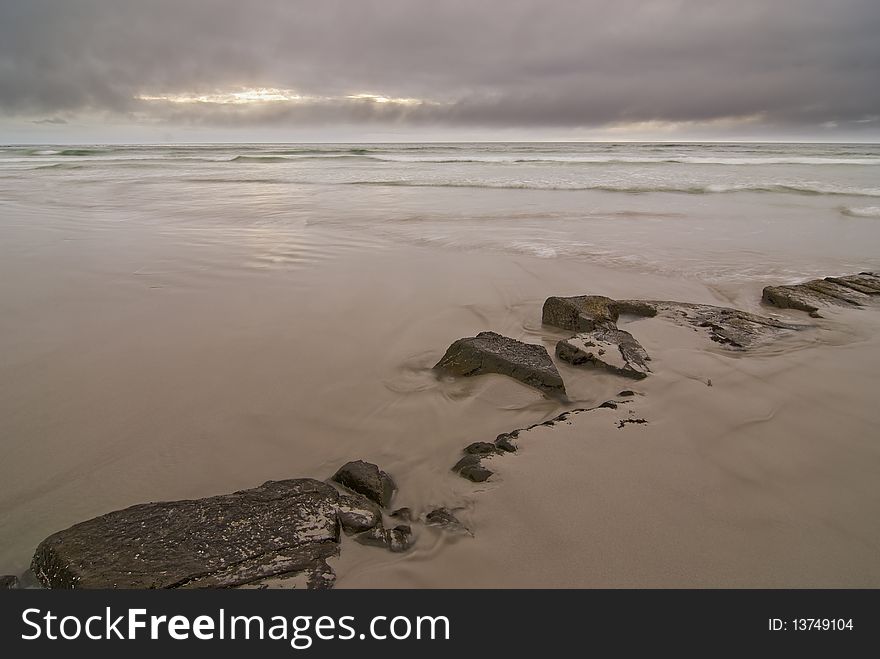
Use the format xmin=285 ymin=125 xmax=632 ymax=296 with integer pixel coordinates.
xmin=434 ymin=331 xmax=566 ymax=398
xmin=354 ymin=524 xmax=414 ymax=553
xmin=763 ymin=273 xmax=880 ymax=317
xmin=556 ymin=326 xmax=651 ymax=379
xmin=331 ymin=460 xmax=396 ymax=508
xmin=336 ymin=493 xmax=382 ymax=535
xmin=1 ymin=575 xmax=19 ymax=589
xmin=31 ymin=478 xmax=342 ymax=589
xmin=425 ymin=508 xmax=472 ymax=536
xmin=464 ymin=441 xmax=501 ymax=456
xmin=452 ymin=454 xmax=493 ymax=482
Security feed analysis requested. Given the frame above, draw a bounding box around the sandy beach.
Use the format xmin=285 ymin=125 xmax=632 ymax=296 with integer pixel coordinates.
xmin=1 ymin=143 xmax=879 ymax=587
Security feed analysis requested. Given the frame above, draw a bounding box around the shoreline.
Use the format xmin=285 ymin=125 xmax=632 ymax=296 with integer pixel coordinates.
xmin=9 ymin=271 xmax=880 ymax=588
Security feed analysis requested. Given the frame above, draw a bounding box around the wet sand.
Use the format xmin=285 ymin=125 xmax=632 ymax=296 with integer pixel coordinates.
xmin=2 ymin=218 xmax=879 ymax=585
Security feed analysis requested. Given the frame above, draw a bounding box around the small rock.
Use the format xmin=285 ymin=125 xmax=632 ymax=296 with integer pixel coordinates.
xmin=618 ymin=390 xmax=636 ymax=397
xmin=542 ymin=295 xmax=620 ymax=332
xmin=1 ymin=575 xmax=20 ymax=589
xmin=556 ymin=326 xmax=650 ymax=379
xmin=617 ymin=418 xmax=648 ymax=429
xmin=464 ymin=441 xmax=501 ymax=455
xmin=434 ymin=331 xmax=566 ymax=398
xmin=336 ymin=493 xmax=382 ymax=535
xmin=354 ymin=524 xmax=414 ymax=553
xmin=331 ymin=460 xmax=396 ymax=508
xmin=387 ymin=525 xmax=414 ymax=553
xmin=494 ymin=433 xmax=518 ymax=452
xmin=452 ymin=454 xmax=493 ymax=482
xmin=425 ymin=508 xmax=471 ymax=536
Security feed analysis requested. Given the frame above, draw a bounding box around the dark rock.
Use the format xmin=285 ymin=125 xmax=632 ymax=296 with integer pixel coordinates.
xmin=354 ymin=524 xmax=414 ymax=553
xmin=618 ymin=390 xmax=636 ymax=397
xmin=762 ymin=273 xmax=880 ymax=317
xmin=556 ymin=326 xmax=650 ymax=379
xmin=618 ymin=299 xmax=805 ymax=348
xmin=331 ymin=460 xmax=396 ymax=508
xmin=387 ymin=525 xmax=414 ymax=553
xmin=425 ymin=508 xmax=472 ymax=536
xmin=452 ymin=454 xmax=493 ymax=482
xmin=434 ymin=331 xmax=566 ymax=398
xmin=354 ymin=526 xmax=389 ymax=549
xmin=1 ymin=575 xmax=20 ymax=589
xmin=617 ymin=418 xmax=648 ymax=429
xmin=494 ymin=433 xmax=518 ymax=452
xmin=464 ymin=441 xmax=501 ymax=456
xmin=599 ymin=401 xmax=618 ymax=409
xmin=541 ymin=295 xmax=619 ymax=331
xmin=336 ymin=493 xmax=382 ymax=535
xmin=31 ymin=479 xmax=341 ymax=589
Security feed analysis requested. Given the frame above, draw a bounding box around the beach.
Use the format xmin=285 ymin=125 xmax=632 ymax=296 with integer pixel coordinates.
xmin=1 ymin=142 xmax=879 ymax=586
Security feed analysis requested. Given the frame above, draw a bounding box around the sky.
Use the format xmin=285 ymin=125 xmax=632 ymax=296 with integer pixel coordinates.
xmin=1 ymin=0 xmax=879 ymax=143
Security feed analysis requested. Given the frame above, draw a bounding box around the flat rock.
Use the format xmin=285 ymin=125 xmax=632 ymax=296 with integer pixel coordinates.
xmin=331 ymin=460 xmax=396 ymax=508
xmin=1 ymin=575 xmax=19 ymax=589
xmin=434 ymin=331 xmax=566 ymax=398
xmin=616 ymin=300 xmax=804 ymax=349
xmin=763 ymin=273 xmax=880 ymax=317
xmin=31 ymin=478 xmax=341 ymax=589
xmin=425 ymin=508 xmax=472 ymax=536
xmin=336 ymin=493 xmax=382 ymax=535
xmin=556 ymin=326 xmax=650 ymax=379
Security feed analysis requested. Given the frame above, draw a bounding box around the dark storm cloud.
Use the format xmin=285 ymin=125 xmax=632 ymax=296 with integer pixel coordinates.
xmin=1 ymin=0 xmax=878 ymax=132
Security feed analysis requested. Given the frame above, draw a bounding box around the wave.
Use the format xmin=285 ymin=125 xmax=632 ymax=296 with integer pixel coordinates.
xmin=840 ymin=206 xmax=880 ymax=218
xmin=347 ymin=180 xmax=880 ymax=197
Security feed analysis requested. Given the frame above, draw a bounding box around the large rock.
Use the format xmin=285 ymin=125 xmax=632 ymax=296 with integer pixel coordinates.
xmin=31 ymin=479 xmax=341 ymax=589
xmin=763 ymin=273 xmax=880 ymax=317
xmin=336 ymin=493 xmax=382 ymax=535
xmin=434 ymin=331 xmax=566 ymax=398
xmin=542 ymin=295 xmax=620 ymax=331
xmin=331 ymin=461 xmax=396 ymax=508
xmin=556 ymin=326 xmax=651 ymax=379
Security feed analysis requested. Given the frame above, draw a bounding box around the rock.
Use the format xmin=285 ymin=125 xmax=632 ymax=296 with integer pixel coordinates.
xmin=31 ymin=478 xmax=341 ymax=589
xmin=617 ymin=299 xmax=805 ymax=349
xmin=354 ymin=525 xmax=389 ymax=549
xmin=556 ymin=326 xmax=650 ymax=379
xmin=452 ymin=454 xmax=493 ymax=482
xmin=425 ymin=508 xmax=472 ymax=536
xmin=354 ymin=524 xmax=414 ymax=553
xmin=336 ymin=493 xmax=382 ymax=535
xmin=618 ymin=390 xmax=636 ymax=397
xmin=331 ymin=460 xmax=396 ymax=508
xmin=1 ymin=575 xmax=19 ymax=589
xmin=387 ymin=525 xmax=414 ymax=553
xmin=464 ymin=441 xmax=501 ymax=455
xmin=434 ymin=331 xmax=566 ymax=398
xmin=494 ymin=433 xmax=518 ymax=452
xmin=542 ymin=295 xmax=619 ymax=331
xmin=763 ymin=273 xmax=879 ymax=317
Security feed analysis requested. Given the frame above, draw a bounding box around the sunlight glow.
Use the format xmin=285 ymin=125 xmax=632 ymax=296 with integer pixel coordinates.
xmin=136 ymin=88 xmax=428 ymax=106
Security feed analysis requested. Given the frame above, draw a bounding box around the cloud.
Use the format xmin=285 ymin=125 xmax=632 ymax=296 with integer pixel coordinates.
xmin=1 ymin=0 xmax=879 ymax=136
xmin=30 ymin=117 xmax=68 ymax=125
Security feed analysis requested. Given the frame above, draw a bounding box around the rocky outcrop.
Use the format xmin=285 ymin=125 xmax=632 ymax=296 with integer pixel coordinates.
xmin=544 ymin=295 xmax=805 ymax=350
xmin=434 ymin=331 xmax=566 ymax=398
xmin=425 ymin=508 xmax=471 ymax=536
xmin=331 ymin=460 xmax=396 ymax=508
xmin=31 ymin=478 xmax=342 ymax=590
xmin=763 ymin=272 xmax=880 ymax=317
xmin=556 ymin=326 xmax=650 ymax=378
